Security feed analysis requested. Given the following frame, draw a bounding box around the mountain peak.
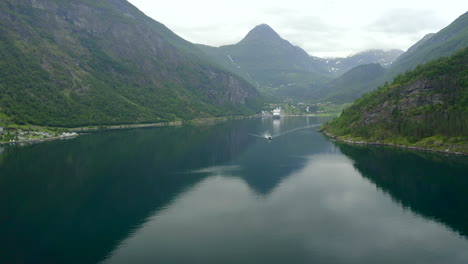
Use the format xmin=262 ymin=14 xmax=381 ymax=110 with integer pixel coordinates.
xmin=239 ymin=24 xmax=282 ymax=44
xmin=252 ymin=23 xmax=276 ymax=32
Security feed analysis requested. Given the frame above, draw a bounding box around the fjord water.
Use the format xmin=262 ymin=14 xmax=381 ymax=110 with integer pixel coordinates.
xmin=1 ymin=117 xmax=467 ymax=264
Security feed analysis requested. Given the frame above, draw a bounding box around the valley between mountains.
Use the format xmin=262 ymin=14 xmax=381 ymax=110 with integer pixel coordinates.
xmin=0 ymin=1 xmax=466 ymax=153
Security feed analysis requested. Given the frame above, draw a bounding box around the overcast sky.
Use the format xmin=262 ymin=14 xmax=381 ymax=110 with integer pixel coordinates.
xmin=127 ymin=0 xmax=467 ymax=58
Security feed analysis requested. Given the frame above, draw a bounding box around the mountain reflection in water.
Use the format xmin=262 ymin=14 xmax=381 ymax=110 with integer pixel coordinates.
xmin=0 ymin=117 xmax=467 ymax=264
xmin=337 ymin=143 xmax=468 ymax=238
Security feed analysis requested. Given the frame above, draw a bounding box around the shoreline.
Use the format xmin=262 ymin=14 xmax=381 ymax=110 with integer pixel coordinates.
xmin=0 ymin=115 xmax=253 ymax=145
xmin=320 ymin=130 xmax=468 ymax=156
xmin=67 ymin=121 xmax=184 ymax=132
xmin=0 ymin=134 xmax=79 ymax=146
xmin=66 ymin=115 xmax=252 ymax=132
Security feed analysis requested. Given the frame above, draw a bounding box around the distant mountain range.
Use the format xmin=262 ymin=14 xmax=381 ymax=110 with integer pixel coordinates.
xmin=198 ymin=24 xmax=404 ymax=101
xmin=0 ymin=0 xmax=466 ymax=128
xmin=0 ymin=0 xmax=260 ymax=127
xmin=199 ymin=12 xmax=466 ymax=104
xmin=313 ymin=11 xmax=468 ymax=103
xmin=320 ymin=49 xmax=404 ymax=76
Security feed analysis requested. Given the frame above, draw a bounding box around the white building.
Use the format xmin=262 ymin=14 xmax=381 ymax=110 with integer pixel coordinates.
xmin=0 ymin=126 xmax=3 ymax=133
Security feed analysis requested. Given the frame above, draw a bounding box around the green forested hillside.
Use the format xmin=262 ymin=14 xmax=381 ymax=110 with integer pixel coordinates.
xmin=321 ymin=48 xmax=468 ymax=153
xmin=0 ymin=0 xmax=260 ymax=127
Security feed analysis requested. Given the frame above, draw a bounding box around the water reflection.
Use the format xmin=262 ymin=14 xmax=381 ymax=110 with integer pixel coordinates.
xmin=0 ymin=121 xmax=258 ymax=264
xmin=103 ymin=155 xmax=468 ymax=264
xmin=272 ymin=118 xmax=281 ymax=134
xmin=1 ymin=117 xmax=467 ymax=264
xmin=336 ymin=143 xmax=468 ymax=238
xmin=235 ymin=117 xmax=334 ymax=194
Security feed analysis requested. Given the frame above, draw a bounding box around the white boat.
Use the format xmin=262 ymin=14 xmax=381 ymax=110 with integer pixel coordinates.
xmin=272 ymin=107 xmax=281 ymax=119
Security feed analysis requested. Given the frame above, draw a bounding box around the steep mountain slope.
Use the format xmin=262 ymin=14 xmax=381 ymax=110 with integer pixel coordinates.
xmin=405 ymin=33 xmax=435 ymax=54
xmin=220 ymin=24 xmax=328 ymax=78
xmin=196 ymin=44 xmax=258 ymax=88
xmin=323 ymin=49 xmax=403 ymax=76
xmin=388 ymin=11 xmax=468 ymax=78
xmin=309 ymin=63 xmax=386 ymax=103
xmin=321 ymin=48 xmax=468 ymax=154
xmin=0 ymin=0 xmax=260 ymax=127
xmin=198 ymin=24 xmax=332 ymax=99
xmin=198 ymin=25 xmax=403 ymax=100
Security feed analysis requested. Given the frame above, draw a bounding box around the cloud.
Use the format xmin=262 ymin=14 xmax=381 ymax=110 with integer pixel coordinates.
xmin=368 ymin=9 xmax=445 ymax=34
xmin=170 ymin=22 xmax=259 ymax=46
xmin=128 ymin=0 xmax=466 ymax=58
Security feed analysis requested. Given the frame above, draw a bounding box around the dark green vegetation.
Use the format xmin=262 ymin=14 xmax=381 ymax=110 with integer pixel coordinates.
xmin=321 ymin=48 xmax=468 ymax=153
xmin=0 ymin=0 xmax=260 ymax=127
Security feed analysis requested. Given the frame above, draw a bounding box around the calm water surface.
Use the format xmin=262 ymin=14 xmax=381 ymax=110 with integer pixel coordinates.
xmin=1 ymin=117 xmax=467 ymax=264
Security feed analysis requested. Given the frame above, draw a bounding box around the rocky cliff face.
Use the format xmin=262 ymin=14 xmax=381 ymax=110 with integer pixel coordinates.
xmin=359 ymin=77 xmax=456 ymax=126
xmin=203 ymin=68 xmax=257 ymax=104
xmin=0 ymin=0 xmax=259 ymax=126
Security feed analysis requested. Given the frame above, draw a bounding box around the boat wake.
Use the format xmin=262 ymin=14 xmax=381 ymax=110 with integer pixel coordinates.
xmin=248 ymin=132 xmax=271 ymax=139
xmin=249 ymin=124 xmax=322 ymax=140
